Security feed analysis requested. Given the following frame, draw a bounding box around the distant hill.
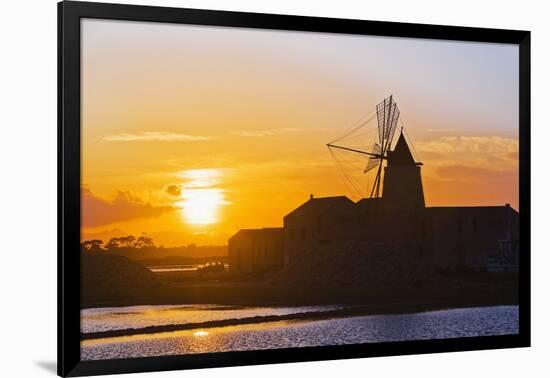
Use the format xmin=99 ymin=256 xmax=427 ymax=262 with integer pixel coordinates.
xmin=81 ymin=253 xmax=158 ymax=307
xmin=81 ymin=228 xmax=128 ymax=243
xmin=81 ymin=253 xmax=157 ymax=287
xmin=106 ymin=245 xmax=227 ymax=261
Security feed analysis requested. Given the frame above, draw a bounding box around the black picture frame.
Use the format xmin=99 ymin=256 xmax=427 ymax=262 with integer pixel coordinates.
xmin=58 ymin=1 xmax=531 ymax=376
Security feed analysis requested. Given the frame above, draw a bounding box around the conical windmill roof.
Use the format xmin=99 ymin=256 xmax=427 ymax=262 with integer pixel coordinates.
xmin=389 ymin=132 xmax=416 ymax=166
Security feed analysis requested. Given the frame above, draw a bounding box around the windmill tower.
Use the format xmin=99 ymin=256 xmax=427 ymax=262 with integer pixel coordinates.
xmin=327 ymin=95 xmax=425 ymax=209
xmin=383 ymin=130 xmax=425 ymax=209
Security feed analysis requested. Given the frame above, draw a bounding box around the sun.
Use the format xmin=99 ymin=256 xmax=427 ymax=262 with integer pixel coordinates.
xmin=177 ymin=168 xmax=228 ymax=226
xmin=179 ymin=188 xmax=226 ymax=225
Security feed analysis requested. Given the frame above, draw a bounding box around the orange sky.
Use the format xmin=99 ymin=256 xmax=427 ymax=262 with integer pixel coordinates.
xmin=81 ymin=19 xmax=519 ymax=246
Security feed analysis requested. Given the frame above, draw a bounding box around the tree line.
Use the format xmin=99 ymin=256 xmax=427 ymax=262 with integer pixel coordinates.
xmin=81 ymin=235 xmax=155 ymax=253
xmin=80 ymin=236 xmax=227 ymax=260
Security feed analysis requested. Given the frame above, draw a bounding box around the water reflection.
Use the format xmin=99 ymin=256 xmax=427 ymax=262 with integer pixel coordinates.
xmin=81 ymin=304 xmax=343 ymax=333
xmin=81 ymin=306 xmax=519 ymax=361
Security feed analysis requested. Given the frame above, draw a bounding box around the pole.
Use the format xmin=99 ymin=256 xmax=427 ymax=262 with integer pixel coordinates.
xmin=326 ymin=144 xmax=384 ymax=158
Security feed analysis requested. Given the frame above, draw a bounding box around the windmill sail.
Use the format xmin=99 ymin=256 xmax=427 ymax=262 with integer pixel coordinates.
xmin=327 ymin=95 xmax=401 ymax=199
xmin=376 ymin=96 xmax=400 ymax=151
xmin=364 ymin=143 xmax=381 ymax=173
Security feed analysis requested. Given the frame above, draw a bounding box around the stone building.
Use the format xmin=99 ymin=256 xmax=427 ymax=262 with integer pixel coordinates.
xmin=228 ymin=131 xmax=519 ymax=273
xmin=426 ymin=205 xmax=519 ymax=271
xmin=228 ymin=228 xmax=284 ymax=273
xmin=282 ymin=195 xmax=363 ymax=265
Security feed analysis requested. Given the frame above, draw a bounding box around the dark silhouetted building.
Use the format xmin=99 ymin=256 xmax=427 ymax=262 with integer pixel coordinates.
xmin=283 ymin=195 xmax=362 ymax=265
xmin=383 ymin=132 xmax=425 ymax=211
xmin=228 ymin=131 xmax=519 ymax=273
xmin=228 ymin=228 xmax=284 ymax=273
xmin=426 ymin=205 xmax=519 ymax=271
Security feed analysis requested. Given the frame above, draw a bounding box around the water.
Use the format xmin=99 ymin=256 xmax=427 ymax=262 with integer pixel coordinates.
xmin=81 ymin=304 xmax=343 ymax=333
xmin=147 ymin=265 xmax=198 ymax=272
xmin=147 ymin=263 xmax=229 ymax=273
xmin=81 ymin=305 xmax=518 ymax=361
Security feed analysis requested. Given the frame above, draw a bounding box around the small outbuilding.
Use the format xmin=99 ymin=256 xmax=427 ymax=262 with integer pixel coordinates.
xmin=228 ymin=228 xmax=284 ymax=273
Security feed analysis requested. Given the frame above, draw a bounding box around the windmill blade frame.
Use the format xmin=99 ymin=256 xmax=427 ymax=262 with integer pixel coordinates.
xmin=371 ymin=95 xmax=400 ymax=198
xmin=364 ymin=143 xmax=382 ymax=173
xmin=326 ymin=95 xmax=402 ymax=200
xmin=376 ymin=95 xmax=400 ymax=153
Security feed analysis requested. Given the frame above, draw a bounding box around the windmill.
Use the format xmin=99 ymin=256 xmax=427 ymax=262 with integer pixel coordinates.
xmin=327 ymin=95 xmax=402 ymax=199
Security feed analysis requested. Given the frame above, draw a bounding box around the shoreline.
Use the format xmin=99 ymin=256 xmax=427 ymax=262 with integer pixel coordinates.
xmin=82 ymin=276 xmax=519 ymax=310
xmin=81 ymin=301 xmax=518 ymax=340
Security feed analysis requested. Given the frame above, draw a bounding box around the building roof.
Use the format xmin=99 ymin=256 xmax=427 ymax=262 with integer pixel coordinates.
xmin=388 ymin=132 xmax=416 ymax=166
xmin=426 ymin=204 xmax=519 ymax=215
xmin=356 ymin=197 xmax=382 ymax=205
xmin=283 ymin=196 xmax=356 ymax=221
xmin=229 ymin=227 xmax=283 ymax=242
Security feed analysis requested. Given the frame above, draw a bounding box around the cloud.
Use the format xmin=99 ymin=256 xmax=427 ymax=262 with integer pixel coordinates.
xmin=422 ymin=165 xmax=519 ymax=209
xmin=232 ymin=130 xmax=277 ymax=137
xmin=417 ymin=136 xmax=518 ymax=155
xmin=231 ymin=128 xmax=308 ymax=137
xmin=102 ymin=132 xmax=211 ymax=142
xmin=164 ymin=184 xmax=182 ymax=197
xmin=434 ymin=164 xmax=506 ymax=181
xmin=82 ymin=188 xmax=176 ymax=227
xmin=426 ymin=128 xmax=457 ymax=133
xmin=416 ymin=136 xmax=518 ymax=171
